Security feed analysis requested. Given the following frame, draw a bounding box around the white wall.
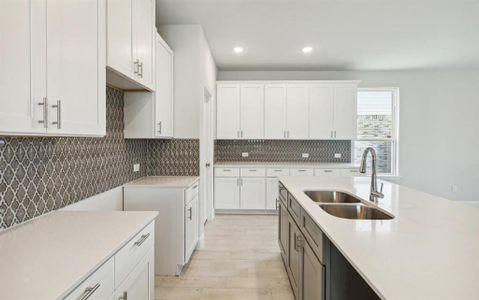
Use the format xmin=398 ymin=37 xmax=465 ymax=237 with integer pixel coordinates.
xmin=218 ymin=70 xmax=479 ymax=202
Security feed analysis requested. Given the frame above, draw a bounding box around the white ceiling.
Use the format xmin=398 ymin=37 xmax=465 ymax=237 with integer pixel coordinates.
xmin=156 ymin=0 xmax=479 ymax=71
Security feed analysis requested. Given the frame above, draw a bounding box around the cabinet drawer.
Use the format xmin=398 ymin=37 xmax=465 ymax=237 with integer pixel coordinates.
xmin=301 ymin=209 xmax=324 ymax=263
xmin=115 ymin=221 xmax=155 ymax=287
xmin=185 ymin=181 xmax=199 ymax=204
xmin=215 ymin=167 xmax=240 ymax=177
xmin=341 ymin=168 xmax=362 ymax=176
xmin=290 ymin=168 xmax=314 ymax=176
xmin=266 ymin=168 xmax=290 ymax=177
xmin=241 ymin=168 xmax=266 ymax=177
xmin=279 ymin=182 xmax=288 ymax=206
xmin=65 ymin=257 xmax=114 ymax=300
xmin=288 ymin=194 xmax=301 ymax=225
xmin=314 ymin=169 xmax=341 ymax=176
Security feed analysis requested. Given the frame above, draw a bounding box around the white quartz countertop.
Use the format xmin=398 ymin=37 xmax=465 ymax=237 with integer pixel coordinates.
xmin=279 ymin=176 xmax=479 ymax=300
xmin=0 ymin=210 xmax=158 ymax=299
xmin=214 ymin=161 xmax=359 ymax=169
xmin=124 ymin=176 xmax=199 ymax=188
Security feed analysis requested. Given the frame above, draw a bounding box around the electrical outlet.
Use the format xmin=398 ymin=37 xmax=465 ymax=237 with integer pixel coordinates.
xmin=302 ymin=153 xmax=309 ymax=158
xmin=133 ymin=163 xmax=140 ymax=172
xmin=334 ymin=153 xmax=342 ymax=158
xmin=242 ymin=152 xmax=249 ymax=157
xmin=451 ymin=185 xmax=458 ymax=193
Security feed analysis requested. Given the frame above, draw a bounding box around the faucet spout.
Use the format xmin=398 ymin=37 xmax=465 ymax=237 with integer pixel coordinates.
xmin=359 ymin=147 xmax=384 ymax=202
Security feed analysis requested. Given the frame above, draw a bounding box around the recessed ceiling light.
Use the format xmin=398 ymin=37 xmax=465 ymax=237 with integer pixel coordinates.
xmin=302 ymin=46 xmax=313 ymax=54
xmin=233 ymin=47 xmax=244 ymax=54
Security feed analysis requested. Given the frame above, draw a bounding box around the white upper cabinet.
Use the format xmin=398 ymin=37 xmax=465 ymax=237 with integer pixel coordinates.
xmin=333 ymin=84 xmax=358 ymax=139
xmin=155 ymin=35 xmax=174 ymax=138
xmin=310 ymin=84 xmax=334 ymax=139
xmin=286 ymin=84 xmax=310 ymax=139
xmin=0 ymin=0 xmax=45 ymax=135
xmin=216 ymin=84 xmax=241 ymax=139
xmin=124 ymin=33 xmax=174 ymax=139
xmin=107 ymin=0 xmax=155 ymax=91
xmin=0 ymin=0 xmax=106 ymax=137
xmin=240 ymin=84 xmax=264 ymax=139
xmin=265 ymin=84 xmax=287 ymax=139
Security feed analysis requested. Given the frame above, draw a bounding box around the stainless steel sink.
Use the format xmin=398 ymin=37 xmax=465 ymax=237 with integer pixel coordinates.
xmin=304 ymin=191 xmax=361 ymax=204
xmin=318 ymin=204 xmax=394 ymax=220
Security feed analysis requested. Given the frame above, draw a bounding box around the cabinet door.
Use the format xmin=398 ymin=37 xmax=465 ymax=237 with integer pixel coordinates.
xmin=185 ymin=196 xmax=198 ymax=263
xmin=133 ymin=0 xmax=155 ymax=88
xmin=302 ymin=240 xmax=325 ymax=300
xmin=266 ymin=178 xmax=279 ymax=210
xmin=0 ymin=0 xmax=46 ymax=135
xmin=46 ymin=0 xmax=106 ymax=136
xmin=240 ymin=178 xmax=266 ymax=209
xmin=116 ymin=249 xmax=155 ymax=300
xmin=333 ymin=84 xmax=357 ymax=139
xmin=216 ymin=84 xmax=241 ymax=139
xmin=278 ymin=202 xmax=289 ymax=264
xmin=106 ymin=0 xmax=133 ymax=77
xmin=155 ymin=35 xmax=174 ymax=138
xmin=240 ymin=84 xmax=264 ymax=139
xmin=214 ymin=177 xmax=240 ymax=209
xmin=286 ymin=85 xmax=309 ymax=139
xmin=265 ymin=84 xmax=287 ymax=139
xmin=309 ymin=84 xmax=334 ymax=139
xmin=289 ymin=217 xmax=302 ymax=299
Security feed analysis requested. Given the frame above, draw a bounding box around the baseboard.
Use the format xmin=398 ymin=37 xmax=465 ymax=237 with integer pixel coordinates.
xmin=215 ymin=209 xmax=278 ymax=215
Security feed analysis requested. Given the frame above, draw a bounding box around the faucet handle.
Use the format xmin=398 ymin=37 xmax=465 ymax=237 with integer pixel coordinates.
xmin=380 ymin=182 xmax=384 ymax=193
xmin=372 ymin=183 xmax=385 ymax=200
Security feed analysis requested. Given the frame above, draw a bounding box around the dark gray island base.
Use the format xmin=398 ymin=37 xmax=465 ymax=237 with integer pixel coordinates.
xmin=278 ymin=182 xmax=380 ymax=300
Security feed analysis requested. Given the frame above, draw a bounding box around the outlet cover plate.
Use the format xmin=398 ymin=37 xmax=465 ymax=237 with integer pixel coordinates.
xmin=302 ymin=153 xmax=309 ymax=158
xmin=334 ymin=153 xmax=342 ymax=158
xmin=133 ymin=164 xmax=140 ymax=172
xmin=242 ymin=152 xmax=249 ymax=157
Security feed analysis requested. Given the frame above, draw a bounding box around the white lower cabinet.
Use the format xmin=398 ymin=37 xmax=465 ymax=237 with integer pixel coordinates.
xmin=266 ymin=178 xmax=280 ymax=210
xmin=241 ymin=178 xmax=266 ymax=209
xmin=65 ymin=221 xmax=155 ymax=300
xmin=214 ymin=177 xmax=240 ymax=209
xmin=123 ymin=180 xmax=200 ymax=275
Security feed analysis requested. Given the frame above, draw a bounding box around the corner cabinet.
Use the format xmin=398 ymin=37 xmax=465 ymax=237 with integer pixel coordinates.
xmin=106 ymin=0 xmax=155 ymax=91
xmin=0 ymin=0 xmax=106 ymax=137
xmin=124 ymin=33 xmax=174 ymax=139
xmin=216 ymin=81 xmax=359 ymax=140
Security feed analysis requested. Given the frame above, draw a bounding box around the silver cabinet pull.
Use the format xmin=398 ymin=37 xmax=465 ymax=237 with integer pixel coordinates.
xmin=118 ymin=291 xmax=127 ymax=300
xmin=334 ymin=130 xmax=337 ymax=138
xmin=38 ymin=97 xmax=48 ymax=128
xmin=295 ymin=235 xmax=303 ymax=252
xmin=275 ymin=198 xmax=280 ymax=210
xmin=51 ymin=100 xmax=61 ymax=129
xmin=158 ymin=121 xmax=162 ymax=134
xmin=78 ymin=283 xmax=101 ymax=300
xmin=248 ymin=169 xmax=257 ymax=172
xmin=240 ymin=130 xmax=243 ymax=138
xmin=188 ymin=207 xmax=193 ymax=220
xmin=191 ymin=184 xmax=198 ymax=190
xmin=324 ymin=170 xmax=333 ymax=173
xmin=133 ymin=59 xmax=140 ymax=74
xmin=134 ymin=233 xmax=150 ymax=247
xmin=138 ymin=61 xmax=143 ymax=78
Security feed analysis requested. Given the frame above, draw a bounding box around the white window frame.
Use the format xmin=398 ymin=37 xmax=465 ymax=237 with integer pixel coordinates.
xmin=355 ymin=87 xmax=400 ymax=177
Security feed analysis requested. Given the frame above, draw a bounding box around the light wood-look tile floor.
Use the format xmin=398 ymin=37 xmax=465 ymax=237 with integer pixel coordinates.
xmin=155 ymin=215 xmax=294 ymax=300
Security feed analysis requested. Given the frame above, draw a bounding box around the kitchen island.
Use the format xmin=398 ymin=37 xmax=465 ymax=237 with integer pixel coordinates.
xmin=279 ymin=176 xmax=479 ymax=300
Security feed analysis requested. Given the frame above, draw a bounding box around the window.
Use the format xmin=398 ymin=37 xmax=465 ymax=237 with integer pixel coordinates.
xmin=354 ymin=88 xmax=399 ymax=176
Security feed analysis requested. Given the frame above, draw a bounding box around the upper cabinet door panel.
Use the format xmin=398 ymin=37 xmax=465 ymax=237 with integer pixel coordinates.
xmin=265 ymin=84 xmax=287 ymax=139
xmin=155 ymin=36 xmax=174 ymax=138
xmin=46 ymin=0 xmax=106 ymax=136
xmin=107 ymin=0 xmax=133 ymax=77
xmin=240 ymin=84 xmax=264 ymax=139
xmin=133 ymin=0 xmax=155 ymax=88
xmin=0 ymin=0 xmax=45 ymax=135
xmin=286 ymin=85 xmax=309 ymax=139
xmin=217 ymin=84 xmax=241 ymax=139
xmin=334 ymin=84 xmax=357 ymax=139
xmin=309 ymin=84 xmax=334 ymax=139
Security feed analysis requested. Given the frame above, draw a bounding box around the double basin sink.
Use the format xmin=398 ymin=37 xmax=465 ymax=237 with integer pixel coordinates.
xmin=304 ymin=191 xmax=394 ymax=220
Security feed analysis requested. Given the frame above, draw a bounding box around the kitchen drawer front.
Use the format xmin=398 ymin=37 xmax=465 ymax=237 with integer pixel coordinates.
xmin=185 ymin=181 xmax=200 ymax=204
xmin=301 ymin=209 xmax=324 ymax=263
xmin=288 ymin=194 xmax=301 ymax=225
xmin=290 ymin=168 xmax=314 ymax=176
xmin=314 ymin=169 xmax=341 ymax=176
xmin=65 ymin=257 xmax=114 ymax=300
xmin=279 ymin=182 xmax=288 ymax=206
xmin=240 ymin=167 xmax=266 ymax=177
xmin=115 ymin=221 xmax=155 ymax=287
xmin=215 ymin=167 xmax=240 ymax=177
xmin=266 ymin=168 xmax=290 ymax=177
xmin=341 ymin=168 xmax=362 ymax=176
